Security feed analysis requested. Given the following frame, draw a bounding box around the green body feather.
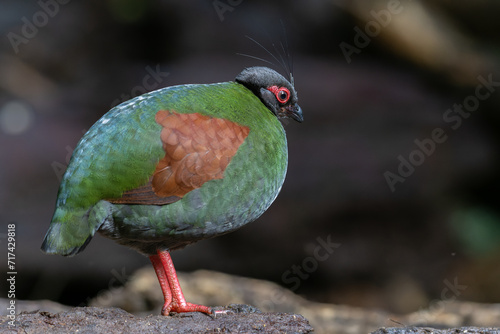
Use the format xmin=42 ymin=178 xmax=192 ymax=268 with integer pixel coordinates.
xmin=42 ymin=81 xmax=288 ymax=256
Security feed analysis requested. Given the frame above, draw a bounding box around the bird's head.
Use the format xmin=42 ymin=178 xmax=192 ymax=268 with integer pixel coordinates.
xmin=235 ymin=66 xmax=303 ymax=123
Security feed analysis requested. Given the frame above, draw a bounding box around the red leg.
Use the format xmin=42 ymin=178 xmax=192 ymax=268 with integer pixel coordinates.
xmin=149 ymin=254 xmax=173 ymax=315
xmin=151 ymin=249 xmax=212 ymax=315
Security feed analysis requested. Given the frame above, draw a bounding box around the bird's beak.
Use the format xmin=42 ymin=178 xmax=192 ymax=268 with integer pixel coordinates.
xmin=285 ymin=104 xmax=303 ymax=123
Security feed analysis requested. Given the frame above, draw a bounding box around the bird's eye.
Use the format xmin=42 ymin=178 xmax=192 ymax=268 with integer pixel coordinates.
xmin=268 ymin=86 xmax=291 ymax=104
xmin=277 ymin=89 xmax=290 ymax=103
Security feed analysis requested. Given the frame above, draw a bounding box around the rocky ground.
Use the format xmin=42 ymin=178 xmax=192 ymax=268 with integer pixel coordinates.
xmin=1 ymin=269 xmax=499 ymax=333
xmin=0 ymin=305 xmax=313 ymax=334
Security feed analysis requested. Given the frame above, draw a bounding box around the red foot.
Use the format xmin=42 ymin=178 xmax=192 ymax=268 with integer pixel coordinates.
xmin=150 ymin=250 xmax=213 ymax=315
xmin=162 ymin=302 xmax=212 ymax=315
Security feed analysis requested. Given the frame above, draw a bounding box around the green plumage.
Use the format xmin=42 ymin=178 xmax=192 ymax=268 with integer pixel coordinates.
xmin=42 ymin=79 xmax=290 ymax=256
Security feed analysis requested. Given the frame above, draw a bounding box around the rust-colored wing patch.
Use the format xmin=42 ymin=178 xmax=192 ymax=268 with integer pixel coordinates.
xmin=108 ymin=110 xmax=250 ymax=205
xmin=153 ymin=110 xmax=250 ymax=198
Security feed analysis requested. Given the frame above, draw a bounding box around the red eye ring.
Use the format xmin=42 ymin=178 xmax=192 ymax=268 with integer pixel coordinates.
xmin=267 ymin=86 xmax=290 ymax=104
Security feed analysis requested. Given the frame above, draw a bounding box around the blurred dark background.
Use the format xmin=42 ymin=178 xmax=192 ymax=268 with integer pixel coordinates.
xmin=1 ymin=0 xmax=500 ymax=314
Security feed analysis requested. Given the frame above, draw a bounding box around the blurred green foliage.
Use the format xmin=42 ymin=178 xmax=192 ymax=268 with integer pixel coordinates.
xmin=451 ymin=207 xmax=500 ymax=257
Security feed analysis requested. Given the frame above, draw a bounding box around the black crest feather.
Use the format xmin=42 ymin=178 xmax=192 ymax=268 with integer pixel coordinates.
xmin=237 ymin=21 xmax=294 ymax=86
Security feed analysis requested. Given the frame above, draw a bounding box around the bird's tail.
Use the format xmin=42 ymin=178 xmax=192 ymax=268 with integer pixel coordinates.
xmin=41 ymin=207 xmax=95 ymax=257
